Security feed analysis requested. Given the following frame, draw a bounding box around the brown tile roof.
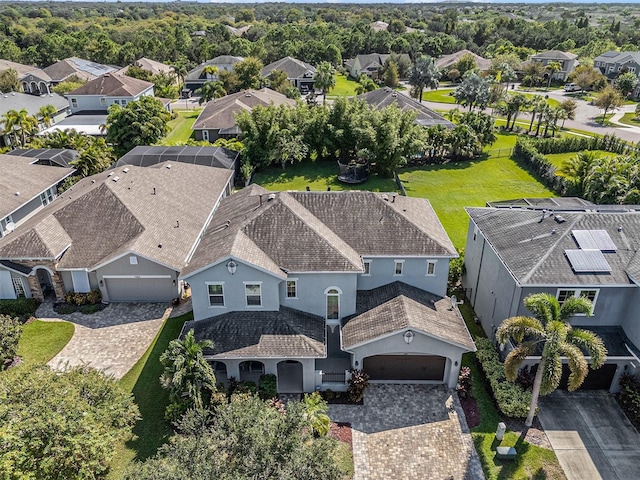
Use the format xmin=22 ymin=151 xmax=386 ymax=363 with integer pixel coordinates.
xmin=435 ymin=50 xmax=491 ymax=71
xmin=0 ymin=154 xmax=75 ymax=219
xmin=0 ymin=59 xmax=41 ymax=76
xmin=67 ymin=73 xmax=154 ymax=97
xmin=0 ymin=163 xmax=233 ymax=271
xmin=342 ymin=282 xmax=475 ymax=350
xmin=42 ymin=57 xmax=117 ymax=83
xmin=184 ymin=306 xmax=325 ymax=358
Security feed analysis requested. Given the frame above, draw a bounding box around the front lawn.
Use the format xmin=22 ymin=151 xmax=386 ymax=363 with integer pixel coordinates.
xmin=161 ymin=109 xmax=201 ymax=145
xmin=422 ymin=88 xmax=456 ymax=104
xmin=617 ymin=112 xmax=640 ymax=128
xmin=327 ymin=73 xmax=362 ymax=98
xmin=16 ymin=320 xmax=74 ymax=365
xmin=253 ymin=160 xmax=399 ymax=193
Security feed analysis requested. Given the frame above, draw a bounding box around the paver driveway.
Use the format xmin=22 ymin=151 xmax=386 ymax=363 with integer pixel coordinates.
xmin=329 ymin=384 xmax=484 ymax=480
xmin=38 ymin=301 xmax=172 ymax=379
xmin=539 ymin=390 xmax=640 ymax=480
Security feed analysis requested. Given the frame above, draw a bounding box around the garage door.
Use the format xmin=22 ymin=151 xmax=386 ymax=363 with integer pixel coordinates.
xmin=363 ymin=355 xmax=446 ymax=381
xmin=105 ymin=277 xmax=175 ymax=302
xmin=531 ymin=363 xmax=618 ymax=391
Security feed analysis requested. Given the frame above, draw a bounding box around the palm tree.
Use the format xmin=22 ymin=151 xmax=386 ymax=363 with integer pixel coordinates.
xmin=408 ymin=55 xmax=440 ymax=103
xmin=497 ymin=293 xmax=607 ymax=427
xmin=195 ymin=81 xmax=226 ymax=105
xmin=313 ymin=61 xmax=336 ymax=105
xmin=528 ymin=96 xmax=546 ymax=132
xmin=172 ymin=62 xmax=189 ymax=89
xmin=38 ymin=104 xmax=57 ymax=128
xmin=2 ymin=108 xmax=38 ymax=146
xmin=302 ymin=392 xmax=330 ymax=436
xmin=545 ymin=61 xmax=562 ymax=89
xmin=160 ymin=329 xmax=216 ymax=412
xmin=202 ymin=65 xmax=219 ymax=80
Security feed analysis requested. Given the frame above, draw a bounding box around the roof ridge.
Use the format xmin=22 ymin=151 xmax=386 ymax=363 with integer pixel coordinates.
xmin=279 ymin=307 xmax=326 ymax=356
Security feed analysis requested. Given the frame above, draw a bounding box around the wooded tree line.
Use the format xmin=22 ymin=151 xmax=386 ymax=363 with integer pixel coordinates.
xmin=0 ymin=3 xmax=638 ymax=72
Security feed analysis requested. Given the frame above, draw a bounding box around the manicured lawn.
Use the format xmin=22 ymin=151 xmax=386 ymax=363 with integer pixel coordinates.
xmin=16 ymin=320 xmax=74 ymax=365
xmin=327 ymin=73 xmax=362 ymax=98
xmin=253 ymin=160 xmax=399 ymax=193
xmin=617 ymin=112 xmax=640 ymax=127
xmin=161 ymin=109 xmax=201 ymax=145
xmin=107 ymin=313 xmax=191 ymax=479
xmin=545 ymin=150 xmax=612 ymax=170
xmin=422 ymin=88 xmax=456 ymax=104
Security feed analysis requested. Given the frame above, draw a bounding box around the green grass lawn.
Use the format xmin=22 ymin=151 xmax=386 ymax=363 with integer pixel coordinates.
xmin=617 ymin=112 xmax=640 ymax=127
xmin=107 ymin=313 xmax=191 ymax=479
xmin=16 ymin=320 xmax=74 ymax=365
xmin=422 ymin=88 xmax=456 ymax=104
xmin=161 ymin=109 xmax=201 ymax=145
xmin=545 ymin=150 xmax=612 ymax=170
xmin=252 ymin=160 xmax=399 ymax=193
xmin=327 ymin=73 xmax=362 ymax=98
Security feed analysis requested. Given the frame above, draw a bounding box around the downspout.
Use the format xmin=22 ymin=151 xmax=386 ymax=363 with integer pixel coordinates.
xmin=473 ymin=232 xmax=487 ymax=306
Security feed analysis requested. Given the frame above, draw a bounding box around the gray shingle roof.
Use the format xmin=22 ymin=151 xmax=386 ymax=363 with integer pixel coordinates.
xmin=185 ymin=56 xmax=244 ymax=82
xmin=435 ymin=50 xmax=491 ymax=71
xmin=0 ymin=92 xmax=69 ymax=119
xmin=67 ymin=73 xmax=153 ymax=97
xmin=43 ymin=57 xmax=117 ymax=83
xmin=0 ymin=59 xmax=42 ymax=77
xmin=262 ymin=57 xmax=316 ymax=79
xmin=467 ymin=207 xmax=640 ymax=286
xmin=115 ymin=146 xmax=238 ymax=170
xmin=184 ymin=189 xmax=456 ymax=278
xmin=184 ymin=306 xmax=325 ymax=358
xmin=356 ymin=88 xmax=455 ymax=128
xmin=531 ymin=50 xmax=578 ymax=61
xmin=342 ymin=282 xmax=475 ymax=350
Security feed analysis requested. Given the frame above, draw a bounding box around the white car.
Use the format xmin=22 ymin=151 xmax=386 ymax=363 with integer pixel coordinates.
xmin=564 ymin=83 xmax=581 ymax=92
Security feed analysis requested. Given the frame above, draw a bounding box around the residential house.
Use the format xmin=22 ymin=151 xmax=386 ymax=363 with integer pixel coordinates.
xmin=594 ymin=51 xmax=640 ymax=98
xmin=347 ymin=53 xmax=411 ymax=80
xmin=526 ymin=50 xmax=579 ymax=82
xmin=0 ymin=162 xmax=233 ymax=302
xmin=225 ymin=25 xmax=252 ymax=37
xmin=184 ymin=56 xmax=244 ymax=93
xmin=369 ymin=21 xmax=416 ymax=33
xmin=463 ymin=199 xmax=640 ymax=393
xmin=435 ymin=49 xmax=491 ymax=73
xmin=0 ymin=59 xmax=54 ymax=95
xmin=42 ymin=57 xmax=117 ymax=86
xmin=261 ymin=57 xmax=316 ymax=93
xmin=0 ymin=153 xmax=75 ymax=240
xmin=191 ymin=88 xmax=296 ymax=142
xmin=65 ymin=73 xmax=156 ymax=114
xmin=180 ymin=186 xmax=474 ymax=394
xmin=0 ymin=92 xmax=70 ymax=147
xmin=357 ymin=88 xmax=455 ymax=128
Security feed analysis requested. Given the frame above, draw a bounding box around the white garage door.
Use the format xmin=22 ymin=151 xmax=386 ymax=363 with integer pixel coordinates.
xmin=105 ymin=277 xmax=175 ymax=302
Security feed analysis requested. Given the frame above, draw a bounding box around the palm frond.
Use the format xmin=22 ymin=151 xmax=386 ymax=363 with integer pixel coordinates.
xmin=524 ymin=293 xmax=559 ymax=325
xmin=540 ymin=352 xmax=563 ymax=395
xmin=504 ymin=342 xmax=535 ymax=381
xmin=567 ymin=328 xmax=608 ymax=369
xmin=560 ymin=342 xmax=589 ymax=391
xmin=496 ymin=316 xmax=544 ymax=344
xmin=559 ymin=296 xmax=593 ymax=320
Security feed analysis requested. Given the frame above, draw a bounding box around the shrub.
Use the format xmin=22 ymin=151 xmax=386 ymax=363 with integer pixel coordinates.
xmin=474 ymin=337 xmax=531 ymax=418
xmin=73 ymin=292 xmax=88 ymax=306
xmin=258 ymin=374 xmax=278 ymax=400
xmin=86 ymin=289 xmax=102 ymax=304
xmin=54 ymin=303 xmax=76 ymax=315
xmin=64 ymin=290 xmax=76 ymax=304
xmin=516 ymin=365 xmax=535 ymax=390
xmin=79 ymin=304 xmax=101 ymax=314
xmin=456 ymin=366 xmax=472 ymax=399
xmin=0 ymin=298 xmax=39 ymax=319
xmin=617 ymin=373 xmax=640 ymax=426
xmin=0 ymin=315 xmax=22 ymax=369
xmin=347 ymin=368 xmax=369 ymax=403
xmin=236 ymin=381 xmax=257 ymax=395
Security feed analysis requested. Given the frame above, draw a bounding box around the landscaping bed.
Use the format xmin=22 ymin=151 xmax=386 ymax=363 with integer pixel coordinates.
xmin=329 ymin=422 xmax=353 ymax=450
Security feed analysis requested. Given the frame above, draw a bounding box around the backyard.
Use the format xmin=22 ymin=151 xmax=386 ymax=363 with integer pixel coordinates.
xmin=327 ymin=73 xmax=361 ymax=98
xmin=544 ymin=149 xmax=612 ymax=170
xmin=161 ymin=109 xmax=201 ymax=145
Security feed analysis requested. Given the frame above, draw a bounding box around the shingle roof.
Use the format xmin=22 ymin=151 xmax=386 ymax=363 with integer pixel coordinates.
xmin=42 ymin=57 xmax=117 ymax=83
xmin=184 ymin=306 xmax=326 ymax=358
xmin=467 ymin=206 xmax=640 ymax=286
xmin=262 ymin=56 xmax=316 ymax=79
xmin=357 ymin=88 xmax=455 ymax=128
xmin=67 ymin=73 xmax=153 ymax=97
xmin=0 ymin=260 xmax=31 ymax=275
xmin=594 ymin=51 xmax=640 ymax=65
xmin=184 ymin=189 xmax=456 ymax=277
xmin=342 ymin=282 xmax=475 ymax=350
xmin=115 ymin=146 xmax=238 ymax=170
xmin=9 ymin=148 xmax=78 ymax=168
xmin=0 ymin=92 xmax=69 ymax=119
xmin=531 ymin=50 xmax=578 ymax=61
xmin=134 ymin=58 xmax=174 ymax=76
xmin=435 ymin=50 xmax=491 ymax=71
xmin=192 ymin=88 xmax=296 ymax=131
xmin=0 ymin=163 xmax=233 ymax=271
xmin=0 ymin=59 xmax=42 ymax=77
xmin=185 ymin=56 xmax=244 ymax=81
xmin=0 ymin=154 xmax=75 ymax=219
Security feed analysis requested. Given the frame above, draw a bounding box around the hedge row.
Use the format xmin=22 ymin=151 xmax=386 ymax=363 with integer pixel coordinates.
xmin=475 ymin=337 xmax=531 ymax=419
xmin=531 ymin=133 xmax=636 ymax=156
xmin=0 ymin=298 xmax=39 ymax=320
xmin=513 ymin=137 xmax=568 ymax=195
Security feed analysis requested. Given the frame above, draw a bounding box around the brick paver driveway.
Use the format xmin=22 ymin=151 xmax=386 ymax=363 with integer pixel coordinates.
xmin=38 ymin=301 xmax=172 ymax=379
xmin=330 ymin=384 xmax=484 ymax=480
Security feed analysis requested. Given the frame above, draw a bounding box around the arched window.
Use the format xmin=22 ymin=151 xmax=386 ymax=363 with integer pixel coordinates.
xmin=326 ymin=288 xmax=340 ymax=320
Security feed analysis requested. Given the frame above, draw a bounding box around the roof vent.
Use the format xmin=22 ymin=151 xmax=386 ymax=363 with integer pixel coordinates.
xmin=166 ymin=164 xmax=172 ymax=169
xmin=618 ymin=226 xmax=623 ymax=232
xmin=91 ymin=180 xmax=96 ymax=184
xmin=268 ymin=193 xmax=276 ymax=201
xmin=107 ymin=171 xmax=114 ymax=177
xmin=14 ymin=191 xmax=19 ymax=196
xmin=554 ymin=215 xmax=566 ymax=223
xmin=122 ymin=167 xmax=129 ymax=173
xmin=112 ymin=176 xmax=120 ymax=182
xmin=382 ymin=194 xmax=389 ymax=201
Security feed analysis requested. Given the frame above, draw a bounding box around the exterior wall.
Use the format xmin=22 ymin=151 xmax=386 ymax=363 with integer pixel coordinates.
xmin=67 ymin=88 xmax=154 ymax=114
xmin=212 ymin=357 xmax=316 ymax=392
xmin=188 ymin=259 xmax=282 ymax=321
xmin=0 ymin=268 xmax=32 ymax=299
xmin=357 ymin=256 xmax=449 ymax=297
xmin=7 ymin=195 xmax=46 ymax=227
xmin=279 ymin=272 xmax=358 ymax=319
xmin=194 ymin=128 xmax=221 ymax=142
xmin=94 ymin=254 xmax=179 ymax=302
xmin=619 ymin=288 xmax=640 ymax=350
xmin=349 ymin=331 xmax=467 ymax=388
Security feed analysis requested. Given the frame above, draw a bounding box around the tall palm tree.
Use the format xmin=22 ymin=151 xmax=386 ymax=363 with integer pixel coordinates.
xmin=313 ymin=61 xmax=336 ymax=105
xmin=172 ymin=62 xmax=189 ymax=89
xmin=38 ymin=104 xmax=57 ymax=128
xmin=528 ymin=96 xmax=546 ymax=132
xmin=545 ymin=61 xmax=562 ymax=89
xmin=2 ymin=108 xmax=38 ymax=146
xmin=202 ymin=65 xmax=219 ymax=80
xmin=408 ymin=55 xmax=440 ymax=103
xmin=497 ymin=293 xmax=607 ymax=427
xmin=195 ymin=81 xmax=227 ymax=105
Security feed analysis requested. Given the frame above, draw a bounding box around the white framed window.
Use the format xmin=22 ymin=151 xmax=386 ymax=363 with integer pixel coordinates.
xmin=286 ymin=279 xmax=297 ymax=299
xmin=4 ymin=214 xmax=13 ymax=225
xmin=40 ymin=188 xmax=54 ymax=206
xmin=326 ymin=287 xmax=340 ymax=320
xmin=362 ymin=260 xmax=371 ymax=276
xmin=629 ymin=67 xmax=636 ymax=73
xmin=556 ymin=288 xmax=599 ymax=314
xmin=70 ymin=98 xmax=78 ymax=108
xmin=207 ymin=282 xmax=225 ymax=306
xmin=245 ymin=283 xmax=262 ymax=306
xmin=12 ymin=277 xmax=25 ymax=298
xmin=394 ymin=260 xmax=404 ymax=276
xmin=129 ymin=255 xmax=138 ymax=265
xmin=426 ymin=260 xmax=437 ymax=276
xmin=100 ymin=97 xmax=106 ymax=106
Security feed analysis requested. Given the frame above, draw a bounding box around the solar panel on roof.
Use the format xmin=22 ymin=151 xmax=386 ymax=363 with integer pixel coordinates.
xmin=565 ymin=249 xmax=612 ymax=273
xmin=572 ymin=230 xmax=617 ymax=251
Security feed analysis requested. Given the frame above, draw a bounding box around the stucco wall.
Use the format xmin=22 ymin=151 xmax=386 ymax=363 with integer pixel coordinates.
xmin=357 ymin=256 xmax=449 ymax=296
xmin=10 ymin=195 xmax=45 ymax=225
xmin=67 ymin=89 xmax=153 ymax=114
xmin=279 ymin=272 xmax=357 ymax=319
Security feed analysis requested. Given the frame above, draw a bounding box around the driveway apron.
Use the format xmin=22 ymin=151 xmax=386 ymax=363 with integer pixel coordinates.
xmin=38 ymin=302 xmax=172 ymax=379
xmin=329 ymin=384 xmax=484 ymax=480
xmin=538 ymin=390 xmax=640 ymax=480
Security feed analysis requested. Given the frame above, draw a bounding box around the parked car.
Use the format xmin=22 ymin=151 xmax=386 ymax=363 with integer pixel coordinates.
xmin=564 ymin=83 xmax=581 ymax=92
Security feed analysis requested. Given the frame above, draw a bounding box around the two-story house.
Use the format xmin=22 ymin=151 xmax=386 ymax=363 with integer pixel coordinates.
xmin=261 ymin=57 xmax=317 ymax=93
xmin=180 ymin=185 xmax=475 ymax=394
xmin=462 ymin=200 xmax=640 ymax=393
xmin=527 ymin=50 xmax=579 ymax=82
xmin=594 ymin=51 xmax=640 ymax=98
xmin=42 ymin=57 xmax=117 ymax=86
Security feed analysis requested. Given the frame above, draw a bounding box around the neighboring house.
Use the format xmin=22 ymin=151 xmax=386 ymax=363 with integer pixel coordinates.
xmin=131 ymin=57 xmax=174 ymax=77
xmin=594 ymin=51 xmax=640 ymax=98
xmin=347 ymin=53 xmax=411 ymax=80
xmin=65 ymin=73 xmax=155 ymax=114
xmin=435 ymin=49 xmax=491 ymax=73
xmin=369 ymin=21 xmax=416 ymax=33
xmin=0 ymin=153 xmax=75 ymax=239
xmin=184 ymin=56 xmax=244 ymax=92
xmin=225 ymin=25 xmax=252 ymax=37
xmin=0 ymin=59 xmax=53 ymax=95
xmin=261 ymin=57 xmax=316 ymax=93
xmin=357 ymin=88 xmax=455 ymax=128
xmin=0 ymin=162 xmax=233 ymax=302
xmin=0 ymin=92 xmax=70 ymax=147
xmin=115 ymin=145 xmax=240 ymax=186
xmin=526 ymin=50 xmax=579 ymax=82
xmin=180 ymin=185 xmax=474 ymax=394
xmin=191 ymin=88 xmax=296 ymax=142
xmin=42 ymin=57 xmax=117 ymax=86
xmin=463 ymin=199 xmax=640 ymax=393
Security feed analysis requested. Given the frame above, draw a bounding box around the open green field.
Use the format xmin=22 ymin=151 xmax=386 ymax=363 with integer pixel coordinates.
xmin=327 ymin=73 xmax=362 ymax=98
xmin=162 ymin=109 xmax=201 ymax=145
xmin=17 ymin=320 xmax=74 ymax=365
xmin=422 ymin=88 xmax=560 ymax=107
xmin=618 ymin=112 xmax=640 ymax=127
xmin=545 ymin=150 xmax=612 ymax=170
